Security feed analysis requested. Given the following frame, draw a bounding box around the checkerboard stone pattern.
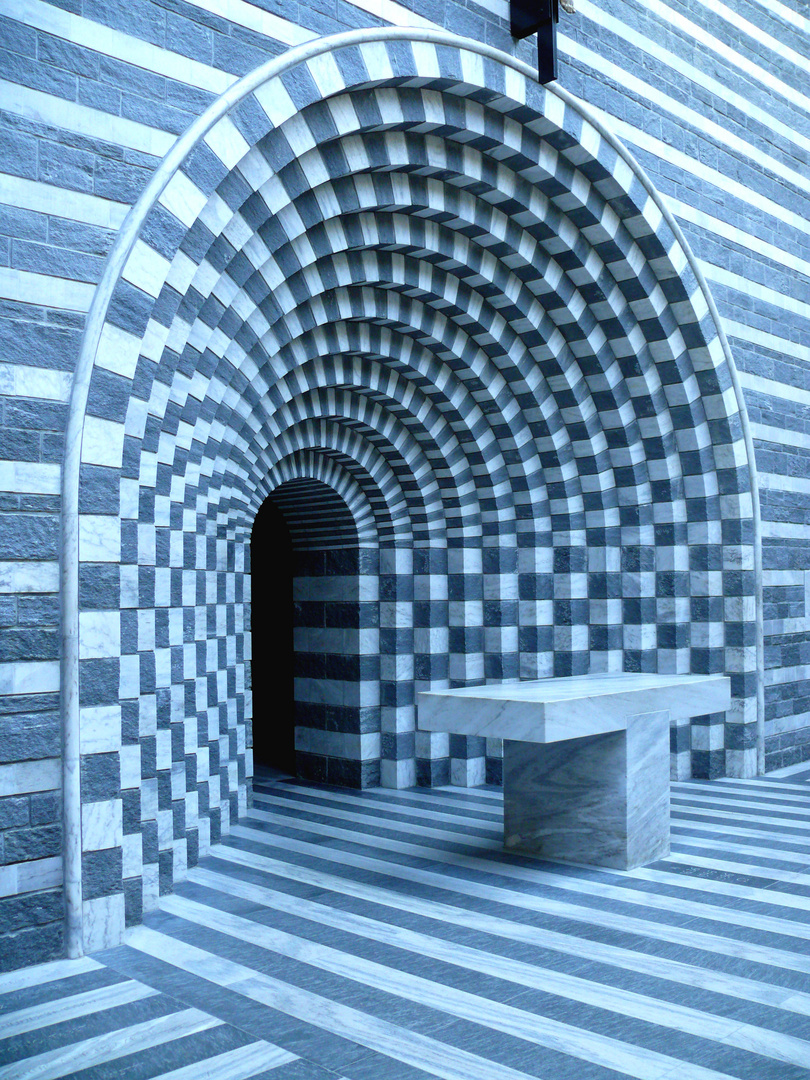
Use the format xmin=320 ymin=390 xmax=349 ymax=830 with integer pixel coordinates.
xmin=74 ymin=38 xmax=757 ymax=938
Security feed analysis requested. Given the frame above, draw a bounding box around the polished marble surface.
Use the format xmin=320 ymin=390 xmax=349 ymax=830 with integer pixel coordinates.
xmin=418 ymin=673 xmax=731 ymax=742
xmin=2 ymin=769 xmax=810 ymax=1079
xmin=503 ymin=708 xmax=671 ymax=869
xmin=418 ymin=676 xmax=719 ymax=870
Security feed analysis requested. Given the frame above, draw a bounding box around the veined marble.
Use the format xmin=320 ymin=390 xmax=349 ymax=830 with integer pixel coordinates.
xmin=418 ymin=674 xmax=731 ymax=870
xmin=418 ymin=673 xmax=731 ymax=743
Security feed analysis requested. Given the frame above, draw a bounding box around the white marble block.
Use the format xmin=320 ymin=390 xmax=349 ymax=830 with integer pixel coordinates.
xmin=418 ymin=673 xmax=731 ymax=871
xmin=503 ymin=710 xmax=670 ymax=869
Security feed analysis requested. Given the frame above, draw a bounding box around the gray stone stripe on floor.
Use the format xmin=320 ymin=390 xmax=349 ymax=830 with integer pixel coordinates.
xmin=235 ymin=802 xmax=810 ymax=930
xmin=3 ymin=781 xmax=810 ymax=1079
xmin=164 ymin=868 xmax=810 ymax=1068
xmin=196 ymin=846 xmax=810 ymax=1016
xmin=224 ymin=813 xmax=810 ymax=974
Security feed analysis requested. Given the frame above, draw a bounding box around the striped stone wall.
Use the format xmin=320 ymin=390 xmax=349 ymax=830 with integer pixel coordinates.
xmin=553 ymin=0 xmax=810 ymax=773
xmin=0 ymin=0 xmax=806 ymax=971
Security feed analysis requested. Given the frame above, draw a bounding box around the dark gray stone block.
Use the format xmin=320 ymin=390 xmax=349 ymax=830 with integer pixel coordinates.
xmin=3 ymin=823 xmax=61 ymax=862
xmin=30 ymin=791 xmax=59 ymax=826
xmin=0 ymin=693 xmax=58 ymax=717
xmin=0 ymin=888 xmax=62 ymax=933
xmin=0 ymin=42 xmax=78 ymax=99
xmin=0 ymin=796 xmax=29 ymax=831
xmin=0 ymin=597 xmax=15 ymax=626
xmin=0 ymin=713 xmax=60 ymax=763
xmin=0 ymin=125 xmax=40 ymax=181
xmin=84 ymin=0 xmax=166 ymax=48
xmin=78 ymin=658 xmax=120 ymax=708
xmin=38 ymin=141 xmax=94 ymax=193
xmin=158 ymin=848 xmax=173 ymax=895
xmin=81 ymin=753 xmax=121 ymax=802
xmin=166 ymin=12 xmax=212 ymax=64
xmin=0 ymin=319 xmax=80 ymax=370
xmin=124 ymin=875 xmax=143 ymax=926
xmin=78 ymin=79 xmax=121 ymax=113
xmin=93 ymin=156 xmax=152 ymax=203
xmin=98 ymin=53 xmax=165 ymax=100
xmin=0 ymin=204 xmax=47 ymax=242
xmin=0 ymin=428 xmax=39 ymax=462
xmin=0 ymin=920 xmax=64 ymax=973
xmin=82 ymin=846 xmax=123 ymax=900
xmin=17 ymin=597 xmax=60 ymax=626
xmin=0 ymin=629 xmax=58 ymax=662
xmin=5 ymin=399 xmax=67 ymax=432
xmin=79 ymin=563 xmax=121 ymax=610
xmin=38 ymin=32 xmax=100 ymax=78
xmin=12 ymin=239 xmax=103 ymax=285
xmin=0 ymin=14 xmax=36 ymax=57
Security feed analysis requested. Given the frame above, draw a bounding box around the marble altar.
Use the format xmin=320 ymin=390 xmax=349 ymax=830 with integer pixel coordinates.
xmin=418 ymin=673 xmax=731 ymax=870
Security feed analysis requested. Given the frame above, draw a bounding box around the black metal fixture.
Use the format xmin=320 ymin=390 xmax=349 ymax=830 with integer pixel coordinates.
xmin=511 ymin=0 xmax=559 ymax=84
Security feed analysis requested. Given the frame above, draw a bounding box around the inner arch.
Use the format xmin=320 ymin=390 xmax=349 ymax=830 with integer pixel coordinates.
xmin=62 ymin=27 xmax=762 ymax=959
xmin=251 ymin=477 xmax=364 ymax=779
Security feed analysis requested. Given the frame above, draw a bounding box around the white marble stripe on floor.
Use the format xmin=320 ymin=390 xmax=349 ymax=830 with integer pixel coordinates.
xmin=670 ymin=813 xmax=810 ymax=838
xmin=0 ymin=957 xmax=101 ymax=997
xmin=127 ymin=923 xmax=736 ymax=1080
xmin=126 ymin=925 xmax=556 ymax=1080
xmin=237 ymin=806 xmax=810 ymax=933
xmin=684 ymin=779 xmax=810 ymax=799
xmin=343 ymin=784 xmax=505 ymax=804
xmin=672 ymin=816 xmax=810 ymax=848
xmin=149 ymin=1041 xmax=296 ymax=1079
xmin=0 ymin=980 xmax=156 ymax=1038
xmin=228 ymin=822 xmax=810 ymax=974
xmin=198 ymin=850 xmax=810 ymax=1015
xmin=180 ymin=866 xmax=810 ymax=1066
xmin=700 ymin=774 xmax=810 ymax=790
xmin=671 ymin=793 xmax=810 ymax=818
xmin=672 ymin=829 xmax=810 ymax=856
xmin=0 ymin=1008 xmax=222 ymax=1080
xmin=664 ymin=850 xmax=810 ymax=881
xmin=629 ymin=863 xmax=810 ymax=904
xmin=254 ymin=787 xmax=503 ymax=828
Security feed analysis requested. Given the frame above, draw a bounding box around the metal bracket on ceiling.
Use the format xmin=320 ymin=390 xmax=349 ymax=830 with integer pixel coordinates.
xmin=510 ymin=0 xmax=560 ymax=84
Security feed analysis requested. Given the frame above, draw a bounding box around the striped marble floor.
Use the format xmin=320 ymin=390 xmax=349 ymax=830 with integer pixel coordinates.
xmin=4 ymin=769 xmax=810 ymax=1080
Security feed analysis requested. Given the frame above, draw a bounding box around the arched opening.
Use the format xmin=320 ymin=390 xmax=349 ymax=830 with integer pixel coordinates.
xmin=62 ymin=27 xmax=761 ymax=954
xmin=250 ymin=477 xmax=366 ymax=786
xmin=250 ymin=497 xmax=294 ymax=776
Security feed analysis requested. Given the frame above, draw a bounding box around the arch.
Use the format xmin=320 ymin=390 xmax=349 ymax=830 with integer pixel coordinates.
xmin=265 ymin=453 xmax=380 ymax=548
xmin=62 ymin=27 xmax=763 ymax=957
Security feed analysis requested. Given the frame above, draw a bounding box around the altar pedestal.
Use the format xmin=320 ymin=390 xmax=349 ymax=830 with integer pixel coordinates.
xmin=418 ymin=672 xmax=731 ymax=870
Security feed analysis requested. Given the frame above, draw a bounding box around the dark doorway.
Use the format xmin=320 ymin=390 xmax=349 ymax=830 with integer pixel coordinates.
xmin=250 ymin=498 xmax=295 ymax=774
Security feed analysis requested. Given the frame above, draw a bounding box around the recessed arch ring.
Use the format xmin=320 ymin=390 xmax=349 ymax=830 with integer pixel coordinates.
xmin=62 ymin=26 xmax=764 ymax=959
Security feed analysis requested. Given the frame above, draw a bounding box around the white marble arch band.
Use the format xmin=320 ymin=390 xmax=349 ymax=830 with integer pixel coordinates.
xmin=62 ymin=27 xmax=764 ymax=957
xmin=264 ymin=452 xmax=380 ymax=549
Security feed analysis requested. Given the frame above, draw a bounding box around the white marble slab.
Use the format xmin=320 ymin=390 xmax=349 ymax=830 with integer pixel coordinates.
xmin=503 ymin=710 xmax=671 ymax=869
xmin=418 ymin=674 xmax=731 ymax=871
xmin=418 ymin=673 xmax=731 ymax=743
